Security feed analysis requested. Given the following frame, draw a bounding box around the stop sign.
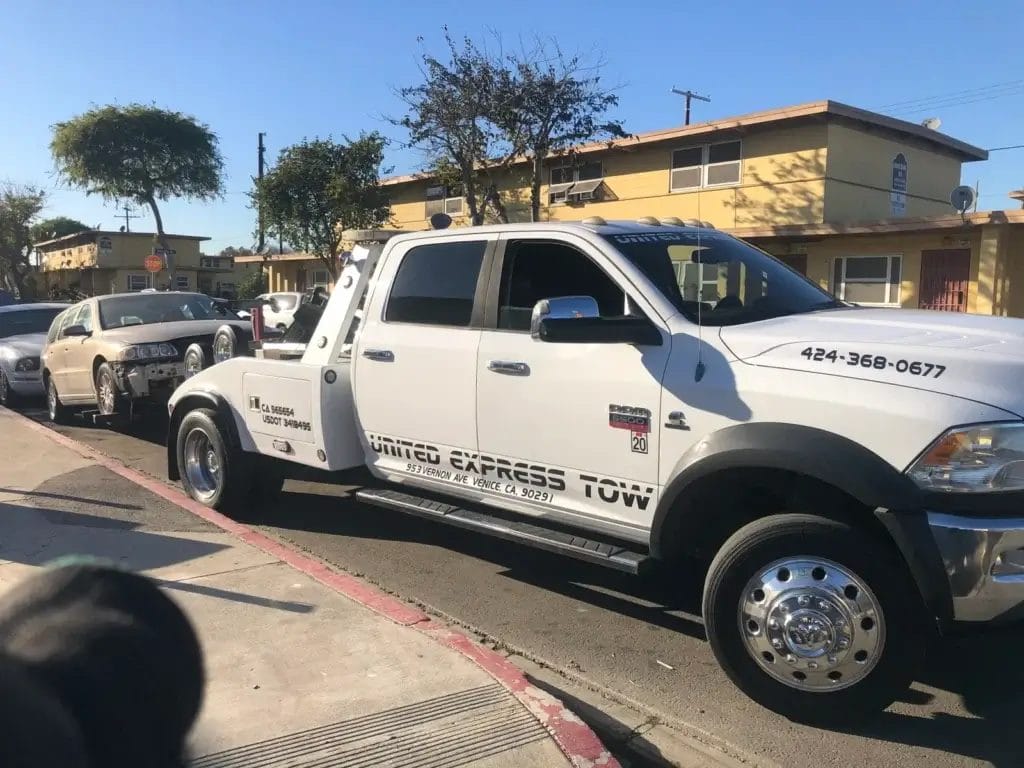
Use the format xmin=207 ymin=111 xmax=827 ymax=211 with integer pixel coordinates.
xmin=145 ymin=254 xmax=164 ymax=273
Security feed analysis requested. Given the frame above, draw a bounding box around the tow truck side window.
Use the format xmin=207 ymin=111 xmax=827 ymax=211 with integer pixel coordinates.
xmin=497 ymin=240 xmax=626 ymax=331
xmin=385 ymin=241 xmax=486 ymax=327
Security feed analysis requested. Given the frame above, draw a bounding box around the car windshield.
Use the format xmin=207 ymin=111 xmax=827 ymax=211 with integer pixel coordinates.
xmin=0 ymin=307 xmax=65 ymax=339
xmin=98 ymin=293 xmax=221 ymax=330
xmin=604 ymin=230 xmax=845 ymax=326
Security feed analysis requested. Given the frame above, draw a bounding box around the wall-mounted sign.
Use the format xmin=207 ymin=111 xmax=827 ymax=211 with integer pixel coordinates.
xmin=97 ymin=235 xmax=113 ymax=253
xmin=890 ymin=153 xmax=908 ymax=217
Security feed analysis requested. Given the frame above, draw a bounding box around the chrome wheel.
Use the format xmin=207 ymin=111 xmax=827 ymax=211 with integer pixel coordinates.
xmin=47 ymin=380 xmax=58 ymax=419
xmin=184 ymin=350 xmax=203 ymax=379
xmin=98 ymin=373 xmax=116 ymax=415
xmin=739 ymin=557 xmax=885 ymax=692
xmin=212 ymin=333 xmax=233 ymax=364
xmin=183 ymin=428 xmax=221 ymax=502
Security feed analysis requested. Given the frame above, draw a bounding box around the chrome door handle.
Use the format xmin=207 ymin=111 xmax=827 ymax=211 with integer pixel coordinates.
xmin=362 ymin=348 xmax=394 ymax=362
xmin=487 ymin=360 xmax=530 ymax=376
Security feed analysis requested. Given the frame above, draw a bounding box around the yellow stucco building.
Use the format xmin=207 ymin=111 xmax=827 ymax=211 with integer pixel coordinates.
xmin=382 ymin=99 xmax=1024 ymax=317
xmin=35 ymin=230 xmax=236 ymax=296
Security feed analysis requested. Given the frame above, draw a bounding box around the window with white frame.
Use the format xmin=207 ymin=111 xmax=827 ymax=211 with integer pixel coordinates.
xmin=425 ymin=184 xmax=464 ymax=217
xmin=670 ymin=140 xmax=742 ymax=191
xmin=832 ymin=255 xmax=902 ymax=306
xmin=674 ymin=260 xmax=721 ymax=303
xmin=175 ymin=275 xmax=190 ymax=290
xmin=311 ymin=269 xmax=330 ymax=287
xmin=549 ymin=161 xmax=603 ymax=204
xmin=127 ymin=274 xmax=149 ymax=291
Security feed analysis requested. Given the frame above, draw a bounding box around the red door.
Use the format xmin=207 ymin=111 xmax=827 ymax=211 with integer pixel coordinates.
xmin=919 ymin=249 xmax=970 ymax=312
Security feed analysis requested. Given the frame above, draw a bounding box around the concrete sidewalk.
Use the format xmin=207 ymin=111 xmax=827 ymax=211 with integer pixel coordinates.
xmin=0 ymin=408 xmax=615 ymax=767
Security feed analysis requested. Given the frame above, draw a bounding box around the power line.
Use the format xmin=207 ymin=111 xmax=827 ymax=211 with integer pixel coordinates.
xmin=891 ymin=86 xmax=1024 ymax=117
xmin=875 ymin=79 xmax=1024 ymax=111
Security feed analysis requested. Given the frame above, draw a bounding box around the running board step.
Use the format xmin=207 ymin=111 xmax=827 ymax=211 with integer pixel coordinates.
xmin=355 ymin=487 xmax=652 ymax=575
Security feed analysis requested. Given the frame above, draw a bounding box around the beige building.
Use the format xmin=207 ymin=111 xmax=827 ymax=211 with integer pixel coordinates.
xmin=234 ymin=252 xmax=332 ymax=295
xmin=35 ymin=230 xmax=230 ymax=296
xmin=381 ymin=100 xmax=1024 ymax=317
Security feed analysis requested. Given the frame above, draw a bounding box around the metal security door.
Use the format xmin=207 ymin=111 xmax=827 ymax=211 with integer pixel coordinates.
xmin=919 ymin=249 xmax=970 ymax=312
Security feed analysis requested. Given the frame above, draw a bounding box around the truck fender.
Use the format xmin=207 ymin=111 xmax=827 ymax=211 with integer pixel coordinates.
xmin=651 ymin=423 xmax=952 ymax=626
xmin=166 ymin=392 xmax=242 ymax=481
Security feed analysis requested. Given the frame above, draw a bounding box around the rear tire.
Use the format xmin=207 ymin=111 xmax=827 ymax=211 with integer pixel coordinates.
xmin=95 ymin=363 xmax=123 ymax=418
xmin=0 ymin=371 xmax=19 ymax=408
xmin=176 ymin=408 xmax=249 ymax=513
xmin=702 ymin=513 xmax=924 ymax=725
xmin=46 ymin=376 xmax=71 ymax=425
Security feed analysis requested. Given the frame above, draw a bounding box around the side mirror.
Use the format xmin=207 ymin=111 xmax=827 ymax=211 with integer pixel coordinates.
xmin=63 ymin=324 xmax=90 ymax=338
xmin=531 ymin=297 xmax=661 ymax=346
xmin=530 ymin=296 xmax=599 ymax=340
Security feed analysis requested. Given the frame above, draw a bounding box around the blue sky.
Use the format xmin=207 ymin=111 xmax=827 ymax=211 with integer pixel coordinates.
xmin=3 ymin=0 xmax=1021 ymax=253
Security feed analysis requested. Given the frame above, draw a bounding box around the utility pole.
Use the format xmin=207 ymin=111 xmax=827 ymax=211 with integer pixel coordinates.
xmin=120 ymin=204 xmax=141 ymax=232
xmin=671 ymin=87 xmax=711 ymax=126
xmin=257 ymin=132 xmax=266 ymax=253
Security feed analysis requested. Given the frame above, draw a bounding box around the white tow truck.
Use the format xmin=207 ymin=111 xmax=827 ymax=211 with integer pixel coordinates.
xmin=167 ymin=218 xmax=1024 ymax=723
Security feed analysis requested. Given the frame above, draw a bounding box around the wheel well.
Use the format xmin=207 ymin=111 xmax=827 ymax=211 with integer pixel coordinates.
xmin=658 ymin=468 xmax=896 ymax=570
xmin=92 ymin=356 xmax=107 ymax=380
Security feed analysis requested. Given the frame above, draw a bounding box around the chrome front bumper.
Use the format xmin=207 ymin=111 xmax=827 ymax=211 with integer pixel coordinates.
xmin=928 ymin=511 xmax=1024 ymax=622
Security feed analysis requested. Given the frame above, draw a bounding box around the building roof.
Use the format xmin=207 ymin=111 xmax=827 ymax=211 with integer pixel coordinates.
xmin=34 ymin=230 xmax=210 ymax=249
xmin=234 ymin=251 xmax=317 ymax=263
xmin=381 ymin=99 xmax=988 ymax=187
xmin=729 ymin=209 xmax=1024 ymax=240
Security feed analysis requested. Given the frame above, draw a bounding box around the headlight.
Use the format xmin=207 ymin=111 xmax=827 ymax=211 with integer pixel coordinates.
xmin=907 ymin=423 xmax=1024 ymax=493
xmin=118 ymin=343 xmax=178 ymax=361
xmin=14 ymin=357 xmax=39 ymax=372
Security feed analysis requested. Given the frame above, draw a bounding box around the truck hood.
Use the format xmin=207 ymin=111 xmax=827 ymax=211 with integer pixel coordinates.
xmin=100 ymin=319 xmax=249 ymax=345
xmin=719 ymin=308 xmax=1024 ymax=416
xmin=0 ymin=332 xmax=46 ymax=358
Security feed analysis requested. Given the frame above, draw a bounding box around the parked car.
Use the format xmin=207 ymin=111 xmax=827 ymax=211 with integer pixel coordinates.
xmin=252 ymin=291 xmax=303 ymax=329
xmin=41 ymin=291 xmax=251 ymax=422
xmin=0 ymin=303 xmax=68 ymax=406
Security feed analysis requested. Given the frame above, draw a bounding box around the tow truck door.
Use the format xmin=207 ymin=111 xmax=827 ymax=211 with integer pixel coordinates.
xmin=352 ymin=233 xmax=495 ymax=481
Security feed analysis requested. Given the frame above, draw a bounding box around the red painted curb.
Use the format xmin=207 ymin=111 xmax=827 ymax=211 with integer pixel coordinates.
xmin=11 ymin=411 xmax=620 ymax=768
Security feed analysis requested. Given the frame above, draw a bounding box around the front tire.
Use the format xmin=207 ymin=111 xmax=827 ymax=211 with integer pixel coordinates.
xmin=46 ymin=376 xmax=71 ymax=425
xmin=702 ymin=513 xmax=924 ymax=725
xmin=177 ymin=408 xmax=248 ymax=512
xmin=0 ymin=371 xmax=19 ymax=408
xmin=95 ymin=363 xmax=123 ymax=417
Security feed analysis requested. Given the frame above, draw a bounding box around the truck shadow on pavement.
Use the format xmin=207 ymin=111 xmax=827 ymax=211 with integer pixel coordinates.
xmin=248 ymin=482 xmax=1024 ymax=767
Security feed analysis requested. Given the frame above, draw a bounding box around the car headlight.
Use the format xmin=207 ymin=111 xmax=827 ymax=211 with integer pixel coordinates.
xmin=118 ymin=343 xmax=178 ymax=362
xmin=14 ymin=357 xmax=40 ymax=372
xmin=907 ymin=422 xmax=1024 ymax=493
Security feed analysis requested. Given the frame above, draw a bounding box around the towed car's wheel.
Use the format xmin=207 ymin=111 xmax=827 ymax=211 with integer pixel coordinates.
xmin=95 ymin=363 xmax=122 ymax=417
xmin=702 ymin=513 xmax=924 ymax=725
xmin=212 ymin=325 xmax=248 ymax=364
xmin=0 ymin=371 xmax=18 ymax=407
xmin=47 ymin=377 xmax=71 ymax=425
xmin=183 ymin=344 xmax=206 ymax=379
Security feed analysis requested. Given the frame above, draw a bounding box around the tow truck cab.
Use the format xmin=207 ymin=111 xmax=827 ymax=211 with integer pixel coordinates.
xmin=167 ymin=219 xmax=1024 ymax=725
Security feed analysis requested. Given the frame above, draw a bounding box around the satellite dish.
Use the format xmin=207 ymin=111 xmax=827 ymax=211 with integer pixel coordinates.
xmin=921 ymin=117 xmax=942 ymax=131
xmin=950 ymin=185 xmax=975 ymax=214
xmin=429 ymin=212 xmax=452 ymax=230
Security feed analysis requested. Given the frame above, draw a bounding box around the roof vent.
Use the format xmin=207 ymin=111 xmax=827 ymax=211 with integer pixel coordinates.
xmin=581 ymin=216 xmax=608 ymax=226
xmin=659 ymin=217 xmax=684 ymax=226
xmin=637 ymin=216 xmax=661 ymax=226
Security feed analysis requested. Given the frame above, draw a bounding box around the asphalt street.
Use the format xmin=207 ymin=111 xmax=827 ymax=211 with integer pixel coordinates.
xmin=14 ymin=403 xmax=1024 ymax=768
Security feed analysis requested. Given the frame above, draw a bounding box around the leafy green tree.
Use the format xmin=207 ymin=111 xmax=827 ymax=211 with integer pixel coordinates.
xmin=30 ymin=216 xmax=90 ymax=245
xmin=50 ymin=104 xmax=224 ymax=281
xmin=236 ymin=268 xmax=266 ymax=300
xmin=252 ymin=134 xmax=390 ymax=278
xmin=395 ymin=32 xmax=518 ymax=225
xmin=0 ymin=184 xmax=46 ymax=297
xmin=503 ymin=41 xmax=627 ymax=221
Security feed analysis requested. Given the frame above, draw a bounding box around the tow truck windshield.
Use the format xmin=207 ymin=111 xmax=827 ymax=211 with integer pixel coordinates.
xmin=98 ymin=293 xmax=222 ymax=330
xmin=605 ymin=230 xmax=845 ymax=326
